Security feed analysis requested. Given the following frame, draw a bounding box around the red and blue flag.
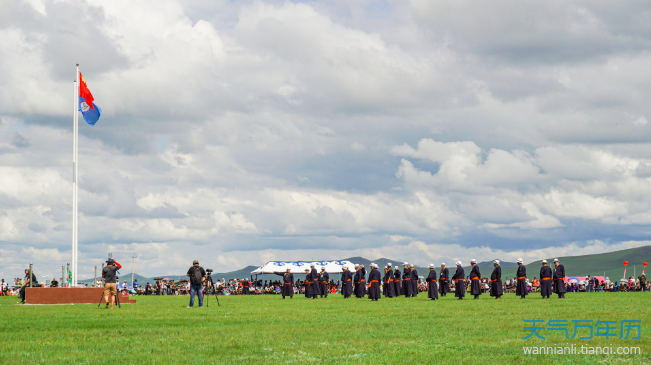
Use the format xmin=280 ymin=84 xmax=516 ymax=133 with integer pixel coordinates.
xmin=78 ymin=72 xmax=102 ymax=125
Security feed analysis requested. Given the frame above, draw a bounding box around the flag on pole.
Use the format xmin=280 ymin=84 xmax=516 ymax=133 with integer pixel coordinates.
xmin=78 ymin=72 xmax=102 ymax=126
xmin=67 ymin=267 xmax=73 ymax=284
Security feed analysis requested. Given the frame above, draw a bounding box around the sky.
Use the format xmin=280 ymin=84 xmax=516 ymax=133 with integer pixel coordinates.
xmin=2 ymin=0 xmax=651 ymax=280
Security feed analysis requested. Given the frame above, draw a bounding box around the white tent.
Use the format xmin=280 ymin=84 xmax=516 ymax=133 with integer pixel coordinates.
xmin=251 ymin=260 xmax=357 ymax=275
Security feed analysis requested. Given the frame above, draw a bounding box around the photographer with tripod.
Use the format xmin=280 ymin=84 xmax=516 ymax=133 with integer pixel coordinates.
xmin=102 ymin=258 xmax=122 ymax=309
xmin=186 ymin=260 xmax=206 ymax=308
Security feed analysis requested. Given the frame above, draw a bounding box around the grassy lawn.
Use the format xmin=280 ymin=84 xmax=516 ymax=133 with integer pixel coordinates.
xmin=1 ymin=292 xmax=649 ymax=364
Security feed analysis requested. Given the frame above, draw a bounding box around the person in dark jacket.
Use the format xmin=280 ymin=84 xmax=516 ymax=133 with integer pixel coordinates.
xmin=382 ymin=267 xmax=388 ymax=297
xmin=242 ymin=279 xmax=250 ymax=295
xmin=353 ymin=265 xmax=361 ymax=298
xmin=426 ymin=264 xmax=439 ymax=300
xmin=553 ymin=258 xmax=566 ymax=299
xmin=367 ymin=263 xmax=381 ymax=301
xmin=410 ymin=264 xmax=418 ymax=297
xmin=402 ymin=263 xmax=412 ymax=297
xmin=319 ymin=267 xmax=329 ymax=298
xmin=341 ymin=267 xmax=353 ymax=298
xmin=515 ymin=259 xmax=528 ymax=299
xmin=539 ymin=260 xmax=552 ymax=299
xmin=274 ymin=268 xmax=294 ymax=299
xmin=490 ymin=260 xmax=503 ymax=299
xmin=359 ymin=265 xmax=367 ymax=297
xmin=310 ymin=264 xmax=320 ymax=299
xmin=303 ymin=269 xmax=313 ymax=298
xmin=451 ymin=261 xmax=465 ymax=300
xmin=469 ymin=259 xmax=481 ymax=299
xmin=393 ymin=267 xmax=401 ymax=295
xmin=385 ymin=263 xmax=395 ymax=298
xmin=439 ymin=263 xmax=450 ymax=296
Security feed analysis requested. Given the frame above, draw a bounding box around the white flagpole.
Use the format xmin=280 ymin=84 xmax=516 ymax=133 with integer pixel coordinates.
xmin=72 ymin=78 xmax=76 ymax=287
xmin=73 ymin=64 xmax=80 ymax=287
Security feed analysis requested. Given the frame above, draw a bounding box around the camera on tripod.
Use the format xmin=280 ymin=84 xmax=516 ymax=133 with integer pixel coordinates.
xmin=206 ymin=269 xmax=213 ymax=276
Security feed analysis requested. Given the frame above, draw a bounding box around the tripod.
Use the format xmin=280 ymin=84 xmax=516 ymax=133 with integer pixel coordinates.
xmin=97 ymin=286 xmax=121 ymax=309
xmin=205 ymin=275 xmax=220 ymax=307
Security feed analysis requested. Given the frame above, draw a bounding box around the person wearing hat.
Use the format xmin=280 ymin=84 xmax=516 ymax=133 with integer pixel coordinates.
xmin=439 ymin=263 xmax=450 ymax=297
xmin=382 ymin=266 xmax=388 ymax=297
xmin=101 ymin=258 xmax=122 ymax=309
xmin=303 ymin=269 xmax=314 ymax=298
xmin=553 ymin=259 xmax=566 ymax=299
xmin=384 ymin=263 xmax=395 ymax=298
xmin=515 ymin=259 xmax=528 ymax=299
xmin=410 ymin=264 xmax=419 ymax=297
xmin=426 ymin=264 xmax=439 ymax=300
xmin=469 ymin=259 xmax=481 ymax=300
xmin=539 ymin=260 xmax=552 ymax=299
xmin=358 ymin=264 xmax=367 ymax=298
xmin=310 ymin=264 xmax=320 ymax=299
xmin=186 ymin=260 xmax=206 ymax=308
xmin=319 ymin=267 xmax=329 ymax=298
xmin=393 ymin=265 xmax=402 ymax=296
xmin=402 ymin=263 xmax=413 ymax=297
xmin=273 ymin=268 xmax=294 ymax=299
xmin=341 ymin=267 xmax=353 ymax=298
xmin=367 ymin=263 xmax=381 ymax=301
xmin=490 ymin=260 xmax=503 ymax=299
xmin=353 ymin=265 xmax=361 ymax=298
xmin=451 ymin=261 xmax=466 ymax=300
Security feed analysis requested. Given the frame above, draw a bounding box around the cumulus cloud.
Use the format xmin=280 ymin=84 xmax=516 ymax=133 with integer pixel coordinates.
xmin=2 ymin=0 xmax=651 ymax=279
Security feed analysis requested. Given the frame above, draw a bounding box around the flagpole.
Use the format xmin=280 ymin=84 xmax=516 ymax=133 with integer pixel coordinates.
xmin=73 ymin=64 xmax=80 ymax=287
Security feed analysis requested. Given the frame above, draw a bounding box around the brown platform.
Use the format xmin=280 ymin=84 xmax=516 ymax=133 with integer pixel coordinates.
xmin=25 ymin=287 xmax=136 ymax=305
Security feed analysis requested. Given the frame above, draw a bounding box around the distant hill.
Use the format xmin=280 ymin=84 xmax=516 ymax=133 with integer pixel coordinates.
xmin=77 ymin=246 xmax=651 ymax=283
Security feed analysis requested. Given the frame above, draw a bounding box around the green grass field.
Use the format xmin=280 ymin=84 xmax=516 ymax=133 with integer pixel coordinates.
xmin=1 ymin=292 xmax=649 ymax=364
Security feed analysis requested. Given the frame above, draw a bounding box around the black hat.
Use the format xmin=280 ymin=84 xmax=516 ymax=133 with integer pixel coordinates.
xmin=107 ymin=258 xmax=115 ymax=264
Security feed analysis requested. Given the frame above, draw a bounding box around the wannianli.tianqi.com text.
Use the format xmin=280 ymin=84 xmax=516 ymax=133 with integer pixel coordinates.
xmin=523 ymin=344 xmax=641 ymax=355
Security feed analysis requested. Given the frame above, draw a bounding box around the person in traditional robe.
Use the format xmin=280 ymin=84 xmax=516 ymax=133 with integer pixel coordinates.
xmin=359 ymin=265 xmax=367 ymax=297
xmin=426 ymin=264 xmax=439 ymax=300
xmin=341 ymin=267 xmax=353 ymax=298
xmin=402 ymin=263 xmax=412 ymax=297
xmin=274 ymin=268 xmax=294 ymax=299
xmin=539 ymin=260 xmax=552 ymax=299
xmin=553 ymin=258 xmax=566 ymax=299
xmin=242 ymin=279 xmax=250 ymax=295
xmin=382 ymin=267 xmax=388 ymax=297
xmin=303 ymin=269 xmax=314 ymax=298
xmin=410 ymin=264 xmax=418 ymax=297
xmin=490 ymin=260 xmax=503 ymax=300
xmin=319 ymin=267 xmax=329 ymax=298
xmin=451 ymin=261 xmax=465 ymax=300
xmin=393 ymin=266 xmax=401 ymax=295
xmin=353 ymin=265 xmax=361 ymax=298
xmin=385 ymin=263 xmax=395 ymax=298
xmin=310 ymin=264 xmax=320 ymax=299
xmin=515 ymin=259 xmax=528 ymax=299
xmin=367 ymin=263 xmax=381 ymax=301
xmin=469 ymin=259 xmax=481 ymax=299
xmin=439 ymin=263 xmax=450 ymax=296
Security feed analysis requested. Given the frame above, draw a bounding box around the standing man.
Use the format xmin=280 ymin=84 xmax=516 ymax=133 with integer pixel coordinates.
xmin=427 ymin=264 xmax=439 ymax=300
xmin=469 ymin=259 xmax=481 ymax=300
xmin=367 ymin=263 xmax=381 ymax=301
xmin=490 ymin=260 xmax=503 ymax=299
xmin=393 ymin=266 xmax=401 ymax=296
xmin=410 ymin=264 xmax=418 ymax=297
xmin=539 ymin=260 xmax=552 ymax=299
xmin=341 ymin=267 xmax=353 ymax=298
xmin=516 ymin=259 xmax=528 ymax=299
xmin=353 ymin=265 xmax=361 ymax=298
xmin=384 ymin=264 xmax=395 ymax=298
xmin=553 ymin=258 xmax=566 ymax=299
xmin=102 ymin=259 xmax=121 ymax=309
xmin=319 ymin=267 xmax=329 ymax=298
xmin=451 ymin=261 xmax=465 ymax=300
xmin=382 ymin=267 xmax=388 ymax=297
xmin=242 ymin=278 xmax=250 ymax=295
xmin=274 ymin=268 xmax=294 ymax=299
xmin=303 ymin=269 xmax=314 ymax=298
xmin=402 ymin=263 xmax=412 ymax=297
xmin=186 ymin=260 xmax=206 ymax=308
xmin=359 ymin=264 xmax=367 ymax=298
xmin=439 ymin=263 xmax=450 ymax=297
xmin=310 ymin=264 xmax=320 ymax=299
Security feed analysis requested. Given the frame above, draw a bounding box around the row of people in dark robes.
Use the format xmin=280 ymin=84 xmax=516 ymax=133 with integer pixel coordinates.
xmin=272 ymin=259 xmax=567 ymax=300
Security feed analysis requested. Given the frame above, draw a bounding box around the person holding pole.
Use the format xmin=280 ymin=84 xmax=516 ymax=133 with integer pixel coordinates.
xmin=102 ymin=258 xmax=122 ymax=309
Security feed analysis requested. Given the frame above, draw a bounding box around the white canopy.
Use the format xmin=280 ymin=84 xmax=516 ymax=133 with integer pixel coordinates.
xmin=251 ymin=260 xmax=357 ymax=275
